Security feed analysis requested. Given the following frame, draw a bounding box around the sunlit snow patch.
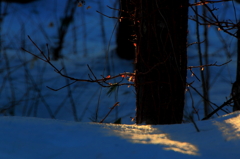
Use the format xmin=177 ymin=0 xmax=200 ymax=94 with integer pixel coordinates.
xmin=214 ymin=112 xmax=240 ymax=141
xmin=103 ymin=124 xmax=199 ymax=156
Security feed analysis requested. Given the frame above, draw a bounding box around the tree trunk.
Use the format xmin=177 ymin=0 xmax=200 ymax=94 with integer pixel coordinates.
xmin=116 ymin=0 xmax=135 ymax=60
xmin=52 ymin=0 xmax=78 ymax=60
xmin=134 ymin=0 xmax=189 ymax=124
xmin=232 ymin=23 xmax=240 ymax=112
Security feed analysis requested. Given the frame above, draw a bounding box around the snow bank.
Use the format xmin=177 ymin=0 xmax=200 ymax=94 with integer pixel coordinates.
xmin=0 ymin=112 xmax=240 ymax=159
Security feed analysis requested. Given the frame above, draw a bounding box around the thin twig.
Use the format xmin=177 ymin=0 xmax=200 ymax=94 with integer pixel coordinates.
xmin=202 ymin=97 xmax=233 ymax=120
xmin=99 ymin=102 xmax=119 ymax=123
xmin=96 ymin=10 xmax=119 ymax=19
xmin=187 ymin=60 xmax=232 ymax=69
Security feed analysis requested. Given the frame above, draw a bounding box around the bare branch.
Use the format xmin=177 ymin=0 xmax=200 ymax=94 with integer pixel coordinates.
xmin=96 ymin=10 xmax=119 ymax=19
xmin=46 ymin=81 xmax=77 ymax=91
xmin=22 ymin=37 xmax=134 ymax=89
xmin=187 ymin=60 xmax=232 ymax=69
xmin=189 ymin=0 xmax=232 ymax=7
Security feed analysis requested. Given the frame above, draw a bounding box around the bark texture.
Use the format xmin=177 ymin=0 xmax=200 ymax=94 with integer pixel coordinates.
xmin=116 ymin=0 xmax=135 ymax=60
xmin=134 ymin=0 xmax=189 ymax=124
xmin=232 ymin=24 xmax=240 ymax=112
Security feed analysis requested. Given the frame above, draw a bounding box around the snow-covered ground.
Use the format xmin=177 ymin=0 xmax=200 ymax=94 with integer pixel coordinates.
xmin=1 ymin=111 xmax=240 ymax=159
